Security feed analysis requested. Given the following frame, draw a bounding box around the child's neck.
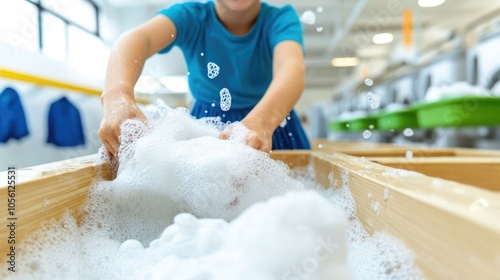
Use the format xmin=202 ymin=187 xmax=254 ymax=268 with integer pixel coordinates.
xmin=215 ymin=2 xmax=261 ymax=36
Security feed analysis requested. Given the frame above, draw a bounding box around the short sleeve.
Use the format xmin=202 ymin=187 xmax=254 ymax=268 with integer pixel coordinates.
xmin=268 ymin=5 xmax=304 ymax=51
xmin=156 ymin=3 xmax=203 ymax=54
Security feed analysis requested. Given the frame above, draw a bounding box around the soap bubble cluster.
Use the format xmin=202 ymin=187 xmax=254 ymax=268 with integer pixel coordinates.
xmin=300 ymin=10 xmax=316 ymax=25
xmin=363 ymin=130 xmax=372 ymax=139
xmin=403 ymin=128 xmax=414 ymax=137
xmin=219 ymin=88 xmax=231 ymax=111
xmin=207 ymin=62 xmax=220 ymax=79
xmin=367 ymin=92 xmax=381 ymax=110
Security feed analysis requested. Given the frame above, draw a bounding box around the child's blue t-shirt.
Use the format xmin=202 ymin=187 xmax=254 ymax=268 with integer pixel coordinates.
xmin=157 ymin=1 xmax=303 ymax=110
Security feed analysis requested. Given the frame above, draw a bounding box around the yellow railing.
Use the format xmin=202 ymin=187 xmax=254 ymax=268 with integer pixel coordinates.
xmin=0 ymin=68 xmax=102 ymax=96
xmin=0 ymin=68 xmax=150 ymax=104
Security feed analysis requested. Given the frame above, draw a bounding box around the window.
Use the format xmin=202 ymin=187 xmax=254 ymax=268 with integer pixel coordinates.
xmin=41 ymin=0 xmax=98 ymax=33
xmin=42 ymin=11 xmax=67 ymax=62
xmin=1 ymin=0 xmax=101 ymax=67
xmin=0 ymin=0 xmax=40 ymax=52
xmin=68 ymin=25 xmax=108 ymax=76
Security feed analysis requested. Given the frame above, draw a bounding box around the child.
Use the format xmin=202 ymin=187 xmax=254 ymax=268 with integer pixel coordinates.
xmin=98 ymin=0 xmax=311 ymax=158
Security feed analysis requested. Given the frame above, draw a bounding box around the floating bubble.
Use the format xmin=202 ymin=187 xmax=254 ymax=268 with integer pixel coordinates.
xmin=200 ymin=52 xmax=204 ymax=56
xmin=318 ymin=144 xmax=323 ymax=149
xmin=369 ymin=125 xmax=374 ymax=129
xmin=384 ymin=188 xmax=390 ymax=201
xmin=211 ymin=103 xmax=216 ymax=107
xmin=207 ymin=62 xmax=220 ymax=79
xmin=364 ymin=79 xmax=374 ymax=86
xmin=405 ymin=151 xmax=414 ymax=159
xmin=219 ymin=88 xmax=232 ymax=112
xmin=316 ymin=26 xmax=323 ymax=32
xmin=300 ymin=10 xmax=316 ymax=25
xmin=279 ymin=118 xmax=287 ymax=128
xmin=406 ymin=151 xmax=413 ymax=159
xmin=403 ymin=128 xmax=414 ymax=137
xmin=373 ymin=202 xmax=380 ymax=216
xmin=362 ymin=130 xmax=372 ymax=139
xmin=469 ymin=199 xmax=490 ymax=212
xmin=317 ymin=6 xmax=323 ymax=13
xmin=367 ymin=92 xmax=381 ymax=110
xmin=346 ymin=124 xmax=350 ymax=128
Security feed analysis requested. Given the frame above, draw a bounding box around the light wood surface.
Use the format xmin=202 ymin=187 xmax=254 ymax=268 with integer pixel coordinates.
xmin=311 ymin=152 xmax=500 ymax=280
xmin=312 ymin=139 xmax=500 ymax=157
xmin=0 ymin=149 xmax=499 ymax=279
xmin=0 ymin=155 xmax=109 ymax=261
xmin=368 ymin=157 xmax=500 ymax=191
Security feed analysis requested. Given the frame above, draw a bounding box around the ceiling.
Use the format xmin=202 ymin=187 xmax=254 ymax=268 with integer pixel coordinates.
xmin=101 ymin=0 xmax=500 ymax=91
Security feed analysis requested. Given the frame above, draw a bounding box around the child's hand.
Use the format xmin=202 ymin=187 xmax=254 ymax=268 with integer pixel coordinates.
xmin=219 ymin=121 xmax=272 ymax=153
xmin=98 ymin=95 xmax=149 ymax=159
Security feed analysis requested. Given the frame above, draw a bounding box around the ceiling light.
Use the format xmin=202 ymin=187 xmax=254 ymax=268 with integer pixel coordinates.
xmin=418 ymin=0 xmax=446 ymax=8
xmin=331 ymin=57 xmax=360 ymax=67
xmin=373 ymin=33 xmax=394 ymax=44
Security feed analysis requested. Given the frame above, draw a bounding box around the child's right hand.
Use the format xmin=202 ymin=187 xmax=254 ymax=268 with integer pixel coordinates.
xmin=98 ymin=94 xmax=148 ymax=159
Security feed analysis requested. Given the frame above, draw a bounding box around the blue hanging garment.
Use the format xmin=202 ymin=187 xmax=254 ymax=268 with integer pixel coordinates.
xmin=0 ymin=87 xmax=30 ymax=143
xmin=47 ymin=96 xmax=85 ymax=147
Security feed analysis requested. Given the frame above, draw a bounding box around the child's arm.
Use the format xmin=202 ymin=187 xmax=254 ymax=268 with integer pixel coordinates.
xmin=99 ymin=15 xmax=176 ymax=158
xmin=220 ymin=41 xmax=306 ymax=152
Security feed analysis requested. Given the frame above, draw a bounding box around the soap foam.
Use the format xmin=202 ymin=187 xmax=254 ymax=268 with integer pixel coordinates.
xmin=291 ymin=168 xmax=421 ymax=280
xmin=1 ymin=101 xmax=420 ymax=280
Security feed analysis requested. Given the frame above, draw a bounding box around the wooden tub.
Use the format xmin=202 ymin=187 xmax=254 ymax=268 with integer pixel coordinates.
xmin=1 ymin=147 xmax=499 ymax=279
xmin=313 ymin=140 xmax=500 ymax=191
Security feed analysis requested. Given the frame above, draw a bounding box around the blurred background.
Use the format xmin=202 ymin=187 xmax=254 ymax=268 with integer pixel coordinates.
xmin=1 ymin=0 xmax=500 ymax=170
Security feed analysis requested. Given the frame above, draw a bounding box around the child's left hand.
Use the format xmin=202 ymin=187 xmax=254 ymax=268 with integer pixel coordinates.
xmin=219 ymin=121 xmax=272 ymax=153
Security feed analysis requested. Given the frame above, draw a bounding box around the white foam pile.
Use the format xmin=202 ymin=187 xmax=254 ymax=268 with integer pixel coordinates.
xmin=1 ymin=102 xmax=421 ymax=280
xmin=425 ymin=81 xmax=491 ymax=102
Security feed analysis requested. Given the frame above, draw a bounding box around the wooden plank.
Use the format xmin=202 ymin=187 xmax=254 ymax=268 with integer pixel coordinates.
xmin=320 ymin=148 xmax=455 ymax=157
xmin=312 ymin=152 xmax=500 ymax=280
xmin=313 ymin=140 xmax=500 ymax=157
xmin=269 ymin=150 xmax=312 ymax=168
xmin=312 ymin=140 xmax=405 ymax=150
xmin=0 ymin=155 xmax=109 ymax=260
xmin=312 ymin=140 xmax=457 ymax=157
xmin=453 ymin=147 xmax=500 ymax=157
xmin=367 ymin=157 xmax=500 ymax=191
